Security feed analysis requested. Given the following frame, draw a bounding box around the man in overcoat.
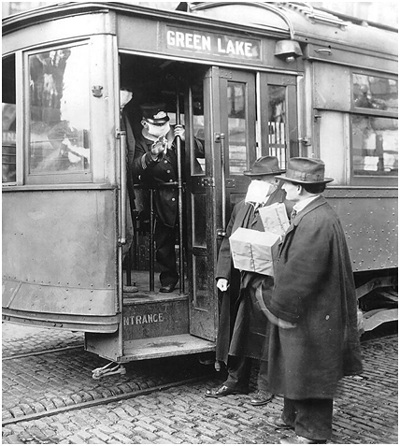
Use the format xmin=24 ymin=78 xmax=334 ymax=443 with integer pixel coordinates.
xmin=133 ymin=103 xmax=203 ymax=293
xmin=263 ymin=157 xmax=363 ymax=444
xmin=205 ymin=156 xmax=287 ymax=406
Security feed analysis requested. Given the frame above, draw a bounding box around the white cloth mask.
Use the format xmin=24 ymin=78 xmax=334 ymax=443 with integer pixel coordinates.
xmin=120 ymin=90 xmax=133 ymax=109
xmin=146 ymin=122 xmax=170 ymax=139
xmin=245 ymin=180 xmax=275 ymax=205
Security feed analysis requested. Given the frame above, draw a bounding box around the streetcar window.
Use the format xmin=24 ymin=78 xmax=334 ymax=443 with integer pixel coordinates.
xmin=191 ymin=83 xmax=205 ymax=176
xmin=351 ymin=115 xmax=398 ymax=176
xmin=28 ymin=44 xmax=91 ymax=176
xmin=2 ymin=55 xmax=16 ymax=184
xmin=267 ymin=85 xmax=286 ymax=167
xmin=227 ymin=82 xmax=247 ymax=174
xmin=353 ymin=74 xmax=398 ymax=112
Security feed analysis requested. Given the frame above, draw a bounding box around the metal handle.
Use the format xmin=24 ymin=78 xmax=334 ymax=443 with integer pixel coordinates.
xmin=118 ymin=130 xmax=127 ymax=245
xmin=176 ymin=93 xmax=185 ymax=294
xmin=217 ymin=133 xmax=226 ymax=237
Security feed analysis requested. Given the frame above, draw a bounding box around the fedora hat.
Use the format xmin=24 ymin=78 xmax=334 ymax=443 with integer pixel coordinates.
xmin=276 ymin=157 xmax=333 ymax=184
xmin=243 ymin=156 xmax=286 ymax=176
xmin=141 ymin=103 xmax=170 ymax=125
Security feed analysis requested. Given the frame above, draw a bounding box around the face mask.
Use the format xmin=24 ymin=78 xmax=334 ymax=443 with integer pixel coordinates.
xmin=146 ymin=122 xmax=170 ymax=138
xmin=245 ymin=179 xmax=276 ymax=204
xmin=120 ymin=90 xmax=133 ymax=109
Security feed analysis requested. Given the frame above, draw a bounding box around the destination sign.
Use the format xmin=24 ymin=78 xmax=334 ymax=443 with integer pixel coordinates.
xmin=166 ymin=26 xmax=261 ymax=60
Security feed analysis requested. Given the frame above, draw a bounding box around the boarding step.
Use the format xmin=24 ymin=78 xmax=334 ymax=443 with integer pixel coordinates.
xmin=122 ymin=334 xmax=215 ymax=361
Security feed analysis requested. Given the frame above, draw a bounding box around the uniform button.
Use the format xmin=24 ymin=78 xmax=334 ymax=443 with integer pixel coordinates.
xmin=164 ymin=160 xmax=168 ymax=164
xmin=167 ymin=170 xmax=171 ymax=173
xmin=172 ymin=198 xmax=176 ymax=201
xmin=169 ymin=179 xmax=173 ymax=182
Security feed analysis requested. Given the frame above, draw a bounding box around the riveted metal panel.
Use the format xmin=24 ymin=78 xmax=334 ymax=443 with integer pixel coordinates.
xmin=2 ymin=188 xmax=118 ymax=330
xmin=325 ymin=188 xmax=398 ymax=272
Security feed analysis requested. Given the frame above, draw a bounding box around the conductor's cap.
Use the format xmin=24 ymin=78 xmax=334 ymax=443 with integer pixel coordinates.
xmin=141 ymin=103 xmax=170 ymax=125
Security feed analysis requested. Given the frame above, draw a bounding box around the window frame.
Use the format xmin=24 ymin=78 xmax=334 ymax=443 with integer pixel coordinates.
xmin=349 ymin=69 xmax=398 ymax=184
xmin=24 ymin=40 xmax=93 ymax=185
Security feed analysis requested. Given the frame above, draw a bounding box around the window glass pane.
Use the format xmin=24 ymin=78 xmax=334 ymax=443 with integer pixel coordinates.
xmin=29 ymin=45 xmax=90 ymax=174
xmin=191 ymin=83 xmax=205 ymax=175
xmin=2 ymin=55 xmax=17 ymax=184
xmin=351 ymin=115 xmax=398 ymax=176
xmin=267 ymin=85 xmax=287 ymax=168
xmin=192 ymin=255 xmax=208 ymax=309
xmin=192 ymin=193 xmax=207 ymax=248
xmin=353 ymin=74 xmax=398 ymax=112
xmin=227 ymin=82 xmax=247 ymax=175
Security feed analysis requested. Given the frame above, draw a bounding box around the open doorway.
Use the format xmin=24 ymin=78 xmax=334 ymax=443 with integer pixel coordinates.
xmin=119 ymin=53 xmax=207 ymax=295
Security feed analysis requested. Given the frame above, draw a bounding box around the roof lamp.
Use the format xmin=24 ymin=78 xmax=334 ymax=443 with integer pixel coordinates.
xmin=275 ymin=40 xmax=303 ymax=63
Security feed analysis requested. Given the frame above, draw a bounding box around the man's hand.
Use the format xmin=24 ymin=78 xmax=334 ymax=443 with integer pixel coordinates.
xmin=217 ymin=278 xmax=229 ymax=292
xmin=174 ymin=125 xmax=185 ymax=141
xmin=150 ymin=137 xmax=167 ymax=159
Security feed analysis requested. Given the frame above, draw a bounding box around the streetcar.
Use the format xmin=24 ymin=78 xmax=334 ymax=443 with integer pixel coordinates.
xmin=2 ymin=2 xmax=398 ymax=372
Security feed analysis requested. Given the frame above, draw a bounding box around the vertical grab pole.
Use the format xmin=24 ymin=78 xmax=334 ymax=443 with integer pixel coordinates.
xmin=149 ymin=188 xmax=155 ymax=292
xmin=117 ymin=130 xmax=127 ymax=316
xmin=175 ymin=92 xmax=185 ymax=294
xmin=119 ymin=131 xmax=127 ymax=246
xmin=219 ymin=133 xmax=227 ymax=237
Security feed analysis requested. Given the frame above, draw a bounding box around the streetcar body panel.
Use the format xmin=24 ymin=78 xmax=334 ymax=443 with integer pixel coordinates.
xmin=2 ymin=187 xmax=119 ymax=331
xmin=2 ymin=2 xmax=397 ymax=362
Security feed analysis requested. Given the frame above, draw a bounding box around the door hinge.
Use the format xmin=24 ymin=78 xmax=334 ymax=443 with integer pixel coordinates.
xmin=201 ymin=177 xmax=215 ymax=187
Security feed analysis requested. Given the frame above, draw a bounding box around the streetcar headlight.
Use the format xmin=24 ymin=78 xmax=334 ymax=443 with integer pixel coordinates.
xmin=275 ymin=40 xmax=303 ymax=63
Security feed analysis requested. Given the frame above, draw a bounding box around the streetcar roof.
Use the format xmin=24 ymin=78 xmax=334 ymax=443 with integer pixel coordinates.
xmin=2 ymin=1 xmax=398 ymax=59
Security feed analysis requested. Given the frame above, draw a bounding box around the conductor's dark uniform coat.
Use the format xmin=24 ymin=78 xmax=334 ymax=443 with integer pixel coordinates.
xmin=266 ymin=196 xmax=363 ymax=400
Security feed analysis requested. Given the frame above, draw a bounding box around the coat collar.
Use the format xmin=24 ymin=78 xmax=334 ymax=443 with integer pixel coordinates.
xmin=282 ymin=196 xmax=327 ymax=243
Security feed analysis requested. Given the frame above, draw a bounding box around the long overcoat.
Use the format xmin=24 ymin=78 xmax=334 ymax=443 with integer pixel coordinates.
xmin=266 ymin=196 xmax=363 ymax=399
xmin=215 ymin=186 xmax=286 ymax=364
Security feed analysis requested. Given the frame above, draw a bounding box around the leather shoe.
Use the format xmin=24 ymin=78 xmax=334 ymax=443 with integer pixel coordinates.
xmin=159 ymin=283 xmax=176 ymax=293
xmin=250 ymin=390 xmax=274 ymax=406
xmin=205 ymin=385 xmax=245 ymax=398
xmin=266 ymin=416 xmax=293 ymax=429
xmin=280 ymin=435 xmax=326 ymax=444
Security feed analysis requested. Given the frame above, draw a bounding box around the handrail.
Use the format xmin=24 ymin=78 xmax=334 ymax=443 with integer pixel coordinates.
xmin=119 ymin=130 xmax=127 ymax=245
xmin=175 ymin=92 xmax=185 ymax=295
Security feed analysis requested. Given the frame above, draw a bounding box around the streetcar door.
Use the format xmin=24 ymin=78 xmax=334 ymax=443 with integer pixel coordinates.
xmin=187 ymin=68 xmax=256 ymax=341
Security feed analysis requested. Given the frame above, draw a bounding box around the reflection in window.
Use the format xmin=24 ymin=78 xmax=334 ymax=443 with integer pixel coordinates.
xmin=227 ymin=82 xmax=247 ymax=174
xmin=193 ymin=255 xmax=208 ymax=310
xmin=191 ymin=83 xmax=205 ymax=175
xmin=192 ymin=194 xmax=207 ymax=248
xmin=351 ymin=115 xmax=398 ymax=175
xmin=353 ymin=74 xmax=398 ymax=112
xmin=29 ymin=45 xmax=90 ymax=174
xmin=267 ymin=85 xmax=286 ymax=168
xmin=2 ymin=55 xmax=17 ymax=183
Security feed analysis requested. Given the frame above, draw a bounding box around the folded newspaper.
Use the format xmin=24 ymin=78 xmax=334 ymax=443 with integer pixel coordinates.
xmin=229 ymin=227 xmax=280 ymax=276
xmin=258 ymin=202 xmax=290 ymax=236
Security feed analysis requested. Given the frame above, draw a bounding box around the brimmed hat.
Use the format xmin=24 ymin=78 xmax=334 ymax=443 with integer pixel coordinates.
xmin=141 ymin=103 xmax=169 ymax=125
xmin=243 ymin=156 xmax=286 ymax=176
xmin=276 ymin=157 xmax=333 ymax=184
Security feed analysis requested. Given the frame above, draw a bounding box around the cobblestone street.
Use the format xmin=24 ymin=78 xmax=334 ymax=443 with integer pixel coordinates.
xmin=2 ymin=323 xmax=398 ymax=444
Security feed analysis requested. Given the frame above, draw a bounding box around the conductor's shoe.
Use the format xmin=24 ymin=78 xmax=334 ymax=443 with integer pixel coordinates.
xmin=280 ymin=435 xmax=326 ymax=444
xmin=159 ymin=283 xmax=176 ymax=293
xmin=205 ymin=385 xmax=246 ymax=398
xmin=250 ymin=390 xmax=274 ymax=406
